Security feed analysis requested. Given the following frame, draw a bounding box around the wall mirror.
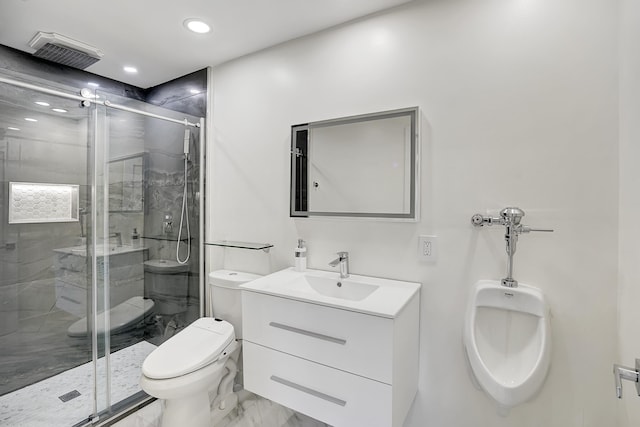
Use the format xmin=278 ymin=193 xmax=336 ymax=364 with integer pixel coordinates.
xmin=108 ymin=153 xmax=145 ymax=212
xmin=290 ymin=107 xmax=419 ymax=220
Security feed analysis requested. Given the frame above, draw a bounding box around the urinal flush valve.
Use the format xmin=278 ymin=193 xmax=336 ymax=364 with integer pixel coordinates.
xmin=471 ymin=207 xmax=554 ymax=288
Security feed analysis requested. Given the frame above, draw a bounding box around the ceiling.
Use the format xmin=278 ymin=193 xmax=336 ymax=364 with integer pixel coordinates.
xmin=0 ymin=0 xmax=413 ymax=89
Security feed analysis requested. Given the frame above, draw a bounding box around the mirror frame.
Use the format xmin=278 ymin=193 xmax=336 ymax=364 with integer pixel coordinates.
xmin=108 ymin=152 xmax=146 ymax=213
xmin=290 ymin=107 xmax=419 ymax=220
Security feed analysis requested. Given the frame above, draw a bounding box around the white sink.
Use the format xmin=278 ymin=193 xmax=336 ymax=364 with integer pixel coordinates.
xmin=276 ymin=274 xmax=378 ymax=301
xmin=241 ymin=268 xmax=420 ymax=318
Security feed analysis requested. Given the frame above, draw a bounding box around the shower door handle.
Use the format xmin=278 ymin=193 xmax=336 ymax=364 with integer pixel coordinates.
xmin=613 ymin=360 xmax=640 ymax=398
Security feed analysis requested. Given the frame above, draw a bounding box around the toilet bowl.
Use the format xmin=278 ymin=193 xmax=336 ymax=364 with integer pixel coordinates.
xmin=463 ymin=280 xmax=551 ymax=409
xmin=143 ymin=259 xmax=190 ymax=316
xmin=67 ymin=296 xmax=155 ymax=337
xmin=140 ymin=317 xmax=237 ymax=427
xmin=140 ymin=270 xmax=262 ymax=427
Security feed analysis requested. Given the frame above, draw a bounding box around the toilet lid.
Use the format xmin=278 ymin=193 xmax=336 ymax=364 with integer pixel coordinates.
xmin=142 ymin=317 xmax=235 ymax=379
xmin=67 ymin=296 xmax=155 ymax=337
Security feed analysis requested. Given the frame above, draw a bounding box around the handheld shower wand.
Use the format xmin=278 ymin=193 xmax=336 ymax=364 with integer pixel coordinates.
xmin=183 ymin=128 xmax=190 ymax=157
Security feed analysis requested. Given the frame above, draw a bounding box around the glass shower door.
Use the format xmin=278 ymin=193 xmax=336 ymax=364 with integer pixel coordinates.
xmin=92 ymin=89 xmax=202 ymax=417
xmin=0 ymin=72 xmax=203 ymax=426
xmin=0 ymin=73 xmax=102 ymax=426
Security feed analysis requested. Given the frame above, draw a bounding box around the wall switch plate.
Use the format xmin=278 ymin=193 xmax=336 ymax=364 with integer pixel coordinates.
xmin=418 ymin=235 xmax=437 ymax=262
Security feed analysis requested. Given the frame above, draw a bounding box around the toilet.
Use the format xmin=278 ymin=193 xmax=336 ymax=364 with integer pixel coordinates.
xmin=463 ymin=280 xmax=551 ymax=410
xmin=140 ymin=270 xmax=262 ymax=427
xmin=67 ymin=296 xmax=155 ymax=337
xmin=143 ymin=259 xmax=190 ymax=316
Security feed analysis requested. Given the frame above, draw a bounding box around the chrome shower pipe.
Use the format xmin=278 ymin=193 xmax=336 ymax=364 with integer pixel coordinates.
xmin=199 ymin=117 xmax=206 ymax=318
xmin=0 ymin=74 xmax=88 ymax=102
xmin=101 ymin=98 xmax=200 ymax=128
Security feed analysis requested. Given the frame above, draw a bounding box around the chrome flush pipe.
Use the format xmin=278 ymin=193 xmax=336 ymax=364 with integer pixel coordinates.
xmin=471 ymin=207 xmax=553 ymax=288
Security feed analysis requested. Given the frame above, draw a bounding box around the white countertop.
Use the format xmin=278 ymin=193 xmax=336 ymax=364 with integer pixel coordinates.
xmin=240 ymin=267 xmax=421 ymax=318
xmin=53 ymin=244 xmax=148 ymax=256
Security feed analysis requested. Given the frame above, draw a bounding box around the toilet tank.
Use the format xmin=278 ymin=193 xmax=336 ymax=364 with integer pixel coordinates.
xmin=208 ymin=270 xmax=262 ymax=339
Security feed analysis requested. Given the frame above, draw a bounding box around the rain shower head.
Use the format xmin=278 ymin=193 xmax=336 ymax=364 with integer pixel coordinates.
xmin=28 ymin=32 xmax=103 ymax=70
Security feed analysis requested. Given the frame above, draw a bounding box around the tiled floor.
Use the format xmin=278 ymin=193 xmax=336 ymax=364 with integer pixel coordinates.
xmin=0 ymin=341 xmax=156 ymax=427
xmin=113 ymin=393 xmax=329 ymax=427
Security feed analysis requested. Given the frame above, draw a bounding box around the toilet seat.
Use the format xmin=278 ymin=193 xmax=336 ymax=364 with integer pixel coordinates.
xmin=142 ymin=317 xmax=235 ymax=379
xmin=463 ymin=280 xmax=551 ymax=408
xmin=67 ymin=296 xmax=155 ymax=337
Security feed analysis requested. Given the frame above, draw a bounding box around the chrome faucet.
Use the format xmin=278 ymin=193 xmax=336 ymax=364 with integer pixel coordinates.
xmin=329 ymin=251 xmax=349 ymax=279
xmin=109 ymin=232 xmax=122 ymax=247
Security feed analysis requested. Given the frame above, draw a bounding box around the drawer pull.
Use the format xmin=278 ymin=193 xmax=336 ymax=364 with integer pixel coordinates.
xmin=269 ymin=322 xmax=346 ymax=345
xmin=270 ymin=375 xmax=347 ymax=407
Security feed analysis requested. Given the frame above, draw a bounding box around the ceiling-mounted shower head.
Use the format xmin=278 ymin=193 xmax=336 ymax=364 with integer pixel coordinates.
xmin=28 ymin=32 xmax=103 ymax=70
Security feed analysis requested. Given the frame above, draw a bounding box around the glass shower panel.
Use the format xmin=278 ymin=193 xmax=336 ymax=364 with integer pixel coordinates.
xmin=95 ymin=90 xmax=202 ymax=412
xmin=0 ymin=76 xmax=98 ymax=426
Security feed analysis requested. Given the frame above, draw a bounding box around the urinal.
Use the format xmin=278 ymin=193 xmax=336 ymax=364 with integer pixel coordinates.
xmin=463 ymin=280 xmax=551 ymax=409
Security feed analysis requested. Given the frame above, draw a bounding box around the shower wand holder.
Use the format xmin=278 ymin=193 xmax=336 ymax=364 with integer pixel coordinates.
xmin=471 ymin=207 xmax=553 ymax=288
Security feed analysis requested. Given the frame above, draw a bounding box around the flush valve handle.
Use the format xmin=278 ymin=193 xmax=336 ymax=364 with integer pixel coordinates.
xmin=471 ymin=213 xmax=501 ymax=227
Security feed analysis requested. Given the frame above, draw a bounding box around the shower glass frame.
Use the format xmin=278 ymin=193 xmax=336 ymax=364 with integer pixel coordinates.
xmin=0 ymin=70 xmax=205 ymax=426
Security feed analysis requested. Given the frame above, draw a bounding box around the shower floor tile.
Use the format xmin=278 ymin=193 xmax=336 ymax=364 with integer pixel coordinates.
xmin=0 ymin=340 xmax=156 ymax=427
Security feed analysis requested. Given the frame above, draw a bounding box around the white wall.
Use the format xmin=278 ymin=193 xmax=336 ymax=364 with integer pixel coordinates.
xmin=618 ymin=0 xmax=640 ymax=425
xmin=207 ymin=0 xmax=619 ymax=425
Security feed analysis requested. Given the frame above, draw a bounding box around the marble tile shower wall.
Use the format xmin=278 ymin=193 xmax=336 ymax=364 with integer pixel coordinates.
xmin=108 ymin=108 xmax=145 ymax=247
xmin=143 ymin=117 xmax=201 ymax=317
xmin=144 ymin=70 xmax=206 ymax=318
xmin=3 ymin=117 xmax=88 ymax=284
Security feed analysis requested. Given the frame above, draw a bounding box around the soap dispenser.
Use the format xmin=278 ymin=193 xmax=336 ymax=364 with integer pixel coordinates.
xmin=131 ymin=228 xmax=140 ymax=248
xmin=294 ymin=239 xmax=307 ymax=272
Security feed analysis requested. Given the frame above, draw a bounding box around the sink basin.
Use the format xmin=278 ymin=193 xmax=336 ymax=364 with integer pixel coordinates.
xmin=278 ymin=275 xmax=379 ymax=301
xmin=241 ymin=268 xmax=420 ymax=318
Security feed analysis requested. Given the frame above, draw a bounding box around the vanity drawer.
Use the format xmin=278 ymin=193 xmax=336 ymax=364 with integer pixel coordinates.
xmin=243 ymin=341 xmax=392 ymax=427
xmin=242 ymin=291 xmax=394 ymax=383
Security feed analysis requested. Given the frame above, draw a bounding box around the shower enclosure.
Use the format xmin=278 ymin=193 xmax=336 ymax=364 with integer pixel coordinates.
xmin=0 ymin=70 xmax=204 ymax=426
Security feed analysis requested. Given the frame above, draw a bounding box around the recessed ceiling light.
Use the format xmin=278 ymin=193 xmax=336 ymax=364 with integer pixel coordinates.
xmin=35 ymin=101 xmax=50 ymax=106
xmin=87 ymin=82 xmax=100 ymax=87
xmin=189 ymin=89 xmax=200 ymax=94
xmin=123 ymin=66 xmax=138 ymax=74
xmin=24 ymin=117 xmax=38 ymax=122
xmin=52 ymin=108 xmax=68 ymax=113
xmin=184 ymin=19 xmax=210 ymax=34
xmin=7 ymin=127 xmax=20 ymax=131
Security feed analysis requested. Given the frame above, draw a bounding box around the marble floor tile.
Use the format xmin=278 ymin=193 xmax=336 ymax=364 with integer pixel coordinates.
xmin=0 ymin=341 xmax=156 ymax=427
xmin=112 ymin=393 xmax=329 ymax=427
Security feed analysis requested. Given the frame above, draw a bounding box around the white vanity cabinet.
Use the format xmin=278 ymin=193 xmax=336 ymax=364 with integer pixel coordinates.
xmin=53 ymin=245 xmax=147 ymax=317
xmin=241 ymin=269 xmax=420 ymax=427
